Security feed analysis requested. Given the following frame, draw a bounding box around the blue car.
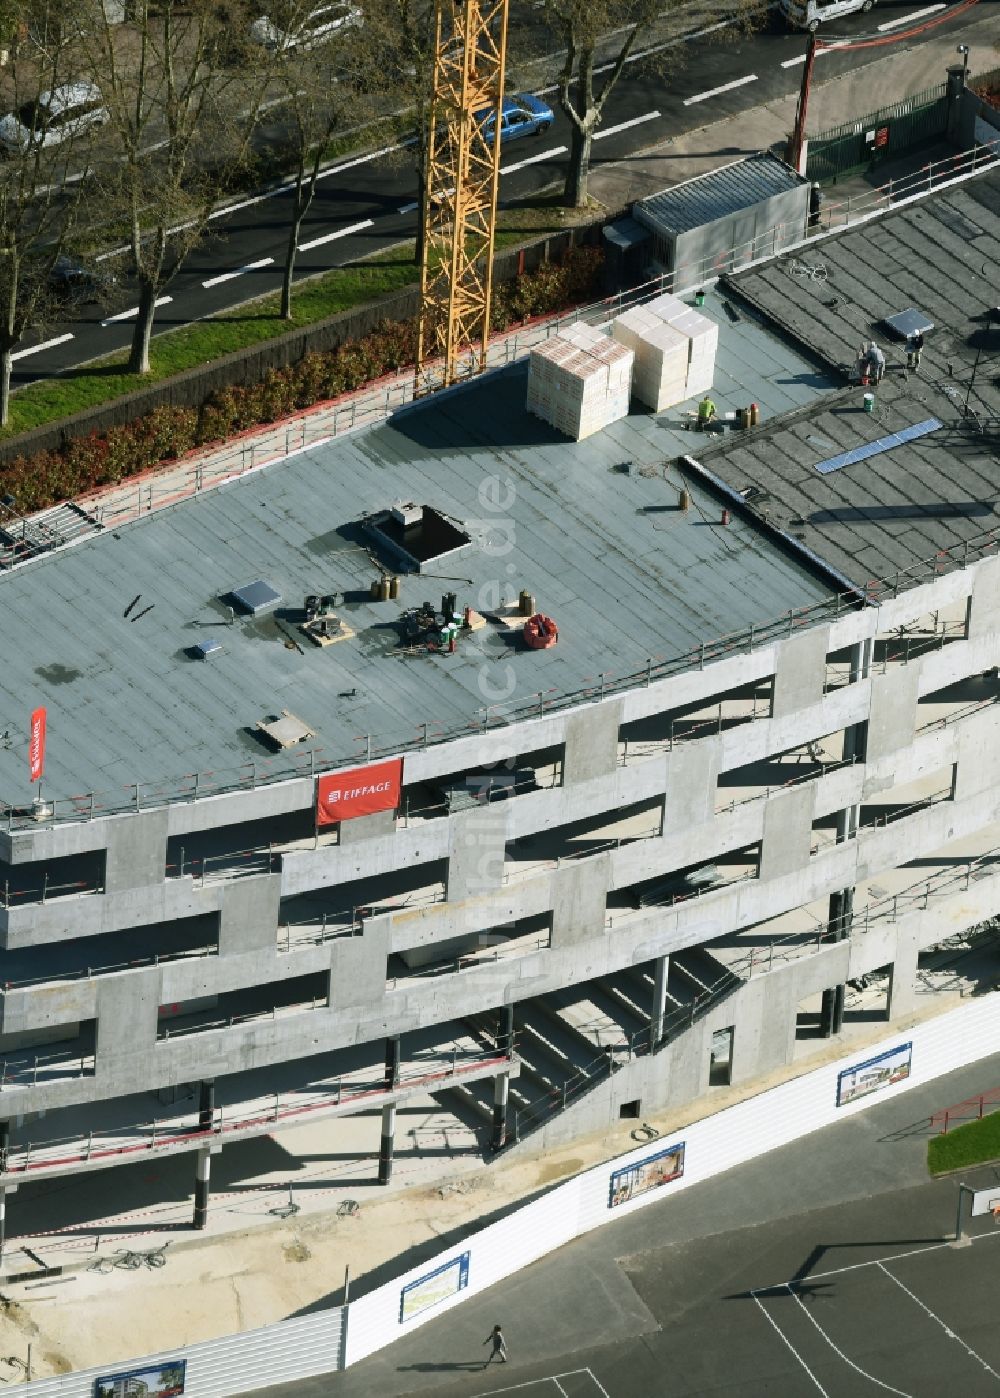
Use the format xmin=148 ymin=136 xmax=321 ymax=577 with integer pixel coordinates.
xmin=480 ymin=94 xmax=554 ymax=146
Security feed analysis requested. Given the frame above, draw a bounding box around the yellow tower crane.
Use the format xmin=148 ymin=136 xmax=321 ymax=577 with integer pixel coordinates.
xmin=416 ymin=0 xmax=509 ymax=390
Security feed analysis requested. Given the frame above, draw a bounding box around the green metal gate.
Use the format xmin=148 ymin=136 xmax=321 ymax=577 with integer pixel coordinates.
xmin=806 ymin=84 xmax=949 ymax=184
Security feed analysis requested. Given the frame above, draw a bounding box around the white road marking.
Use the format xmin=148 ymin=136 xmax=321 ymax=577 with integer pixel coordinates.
xmin=593 ymin=110 xmax=660 ymax=141
xmin=787 ymin=1283 xmax=914 ymax=1395
xmin=101 ymin=296 xmax=172 ymax=326
xmin=875 ymin=1262 xmax=1000 ymax=1380
xmin=684 ymin=74 xmax=757 ymax=106
xmin=781 ymin=46 xmax=838 ymax=67
xmin=583 ymin=1368 xmax=612 ymax=1398
xmin=500 ymin=145 xmax=567 ymax=175
xmin=202 ymin=257 xmax=274 ymax=289
xmin=298 ymin=218 xmax=373 ymax=251
xmin=398 ymin=200 xmax=419 ymax=214
xmin=470 ymin=1370 xmax=609 ymax=1396
xmin=752 ymin=1293 xmax=830 ymax=1395
xmin=877 ymin=3 xmax=945 ymax=29
xmin=11 ymin=333 xmax=74 ymax=361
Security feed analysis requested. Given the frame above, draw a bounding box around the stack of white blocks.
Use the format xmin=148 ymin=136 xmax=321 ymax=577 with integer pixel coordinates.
xmin=526 ymin=322 xmax=634 ymax=441
xmin=611 ymin=293 xmax=719 ymax=411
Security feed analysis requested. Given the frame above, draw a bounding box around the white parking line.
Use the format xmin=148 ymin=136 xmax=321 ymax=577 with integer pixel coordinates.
xmin=298 ymin=218 xmax=373 ymax=252
xmin=500 ymin=145 xmax=567 ymax=175
xmin=752 ymin=1294 xmax=830 ymax=1396
xmin=11 ymin=333 xmax=74 ymax=361
xmin=877 ymin=3 xmax=945 ymax=29
xmin=202 ymin=257 xmax=275 ymax=289
xmin=470 ymin=1369 xmax=611 ymax=1396
xmin=875 ymin=1262 xmax=1000 ymax=1380
xmin=593 ymin=110 xmax=660 ymax=141
xmin=787 ymin=1284 xmax=914 ymax=1395
xmin=101 ymin=296 xmax=172 ymax=326
xmin=684 ymin=74 xmax=757 ymax=105
xmin=398 ymin=200 xmax=419 ymax=215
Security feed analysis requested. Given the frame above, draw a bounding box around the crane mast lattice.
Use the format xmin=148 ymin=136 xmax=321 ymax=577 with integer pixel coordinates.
xmin=416 ymin=0 xmax=509 ymax=390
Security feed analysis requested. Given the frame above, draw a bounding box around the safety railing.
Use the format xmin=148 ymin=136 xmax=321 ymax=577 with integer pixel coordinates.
xmin=855 ymin=842 xmax=1000 ymax=934
xmin=280 ymin=884 xmax=448 ymax=948
xmin=386 ymin=934 xmax=551 ymax=988
xmin=1 ymin=942 xmax=217 ymax=992
xmin=857 ymin=784 xmax=953 ymax=834
xmin=158 ymin=994 xmax=328 ymax=1041
xmin=4 ymin=141 xmax=1000 ymax=828
xmin=0 ymin=1047 xmax=95 ymax=1088
xmin=164 ymin=845 xmax=281 ymax=884
xmin=715 ymin=753 xmax=858 ymax=815
xmin=619 ymin=697 xmax=772 ymax=767
xmin=0 ymin=873 xmax=103 ymax=908
xmin=875 ymin=620 xmax=968 ymax=671
xmin=916 ymin=694 xmax=999 ymax=737
xmin=930 ymin=1085 xmax=1000 ymax=1135
xmin=0 ymin=1044 xmax=517 ymax=1176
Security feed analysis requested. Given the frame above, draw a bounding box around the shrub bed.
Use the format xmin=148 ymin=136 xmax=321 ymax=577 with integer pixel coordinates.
xmin=2 ymin=247 xmax=604 ymax=515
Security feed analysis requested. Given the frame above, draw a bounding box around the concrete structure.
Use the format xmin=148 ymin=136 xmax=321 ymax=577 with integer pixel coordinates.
xmin=0 ymin=166 xmax=998 ymax=1228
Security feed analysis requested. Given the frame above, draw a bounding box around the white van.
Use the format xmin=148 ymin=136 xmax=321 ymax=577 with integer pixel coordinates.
xmin=0 ymin=82 xmax=108 ymax=155
xmin=780 ymin=0 xmax=875 ymax=31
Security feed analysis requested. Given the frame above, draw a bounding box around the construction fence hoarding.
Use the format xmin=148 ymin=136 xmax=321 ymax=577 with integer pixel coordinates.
xmin=22 ymin=995 xmax=1000 ymax=1396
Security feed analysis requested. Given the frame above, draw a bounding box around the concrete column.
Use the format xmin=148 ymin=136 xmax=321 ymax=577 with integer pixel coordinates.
xmin=821 ymin=886 xmax=853 ymax=1036
xmin=652 ymin=955 xmax=670 ymax=1046
xmin=378 ymin=1103 xmax=396 ymax=1186
xmin=384 ymin=1035 xmax=401 ymax=1090
xmin=0 ymin=1122 xmax=9 ymax=1263
xmin=198 ymin=1079 xmax=215 ymax=1132
xmin=491 ymin=1072 xmax=510 ymax=1153
xmin=499 ymin=1004 xmax=515 ymax=1057
xmin=193 ymin=1147 xmax=211 ymax=1230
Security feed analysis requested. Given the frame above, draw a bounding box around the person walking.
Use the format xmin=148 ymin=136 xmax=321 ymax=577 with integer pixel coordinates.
xmin=483 ymin=1323 xmax=508 ymax=1365
xmin=907 ymin=331 xmax=924 ymax=370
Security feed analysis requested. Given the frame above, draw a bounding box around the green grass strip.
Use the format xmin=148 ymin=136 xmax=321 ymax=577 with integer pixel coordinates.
xmin=1 ymin=197 xmax=577 ymax=443
xmin=927 ymin=1110 xmax=1000 ymax=1175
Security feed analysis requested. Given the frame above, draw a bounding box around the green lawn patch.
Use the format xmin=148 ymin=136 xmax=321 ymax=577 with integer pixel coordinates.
xmin=927 ymin=1110 xmax=1000 ymax=1175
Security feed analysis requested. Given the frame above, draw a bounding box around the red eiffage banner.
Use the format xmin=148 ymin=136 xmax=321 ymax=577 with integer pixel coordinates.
xmin=316 ymin=758 xmax=403 ymax=826
xmin=28 ymin=707 xmax=46 ymax=784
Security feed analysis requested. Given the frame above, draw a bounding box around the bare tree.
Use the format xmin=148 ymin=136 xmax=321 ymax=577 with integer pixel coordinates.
xmin=360 ymin=0 xmax=435 ymax=265
xmin=545 ymin=0 xmax=764 ymax=207
xmin=77 ymin=0 xmax=269 ymax=374
xmin=254 ymin=0 xmax=376 ymax=319
xmin=0 ymin=0 xmax=104 ymax=424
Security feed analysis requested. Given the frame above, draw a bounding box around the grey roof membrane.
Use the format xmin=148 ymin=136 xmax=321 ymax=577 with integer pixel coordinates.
xmin=0 ymin=295 xmax=837 ymax=805
xmin=700 ymin=170 xmax=1000 ymax=590
xmin=636 ymin=152 xmax=806 ymax=237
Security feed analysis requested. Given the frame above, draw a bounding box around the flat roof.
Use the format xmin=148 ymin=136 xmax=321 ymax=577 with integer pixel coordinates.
xmin=0 ymin=295 xmax=837 ymax=805
xmin=695 ymin=169 xmax=1000 ymax=589
xmin=636 ymin=153 xmax=806 ymax=236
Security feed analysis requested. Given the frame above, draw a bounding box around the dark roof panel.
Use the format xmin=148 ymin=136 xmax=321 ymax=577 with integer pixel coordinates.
xmin=636 ymin=153 xmax=806 ymax=236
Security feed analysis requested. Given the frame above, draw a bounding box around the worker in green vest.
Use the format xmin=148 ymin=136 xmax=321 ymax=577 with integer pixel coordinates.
xmin=696 ymin=394 xmax=717 ymax=431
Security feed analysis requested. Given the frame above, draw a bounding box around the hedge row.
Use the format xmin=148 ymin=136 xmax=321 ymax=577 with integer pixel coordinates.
xmin=3 ymin=246 xmax=605 ymax=515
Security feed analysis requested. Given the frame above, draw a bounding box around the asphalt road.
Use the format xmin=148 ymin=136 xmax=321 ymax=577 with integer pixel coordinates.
xmin=250 ymin=1048 xmax=1000 ymax=1398
xmin=11 ymin=0 xmax=988 ymax=389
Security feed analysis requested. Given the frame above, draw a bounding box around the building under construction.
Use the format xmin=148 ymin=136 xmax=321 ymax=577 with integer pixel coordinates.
xmin=0 ymin=162 xmax=998 ymax=1230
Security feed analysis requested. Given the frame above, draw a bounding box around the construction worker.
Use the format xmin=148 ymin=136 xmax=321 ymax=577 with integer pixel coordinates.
xmin=860 ymin=341 xmax=886 ymax=385
xmin=696 ymin=394 xmax=717 ymax=431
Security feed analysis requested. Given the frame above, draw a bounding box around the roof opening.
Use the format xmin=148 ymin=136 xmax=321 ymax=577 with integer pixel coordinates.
xmin=365 ymin=503 xmax=470 ymax=573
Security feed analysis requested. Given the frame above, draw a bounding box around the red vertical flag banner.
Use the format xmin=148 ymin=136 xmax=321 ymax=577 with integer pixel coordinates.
xmin=28 ymin=707 xmax=46 ymax=784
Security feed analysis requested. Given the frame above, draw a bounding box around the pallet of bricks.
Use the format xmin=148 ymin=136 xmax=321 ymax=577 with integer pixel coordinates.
xmin=611 ymin=293 xmax=718 ymax=411
xmin=526 ymin=322 xmax=633 ymax=440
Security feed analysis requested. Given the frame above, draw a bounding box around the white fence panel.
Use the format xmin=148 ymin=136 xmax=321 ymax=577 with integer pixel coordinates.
xmin=19 ymin=995 xmax=1000 ymax=1394
xmin=21 ymin=1304 xmax=345 ymax=1398
xmin=344 ymin=1178 xmax=584 ymax=1366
